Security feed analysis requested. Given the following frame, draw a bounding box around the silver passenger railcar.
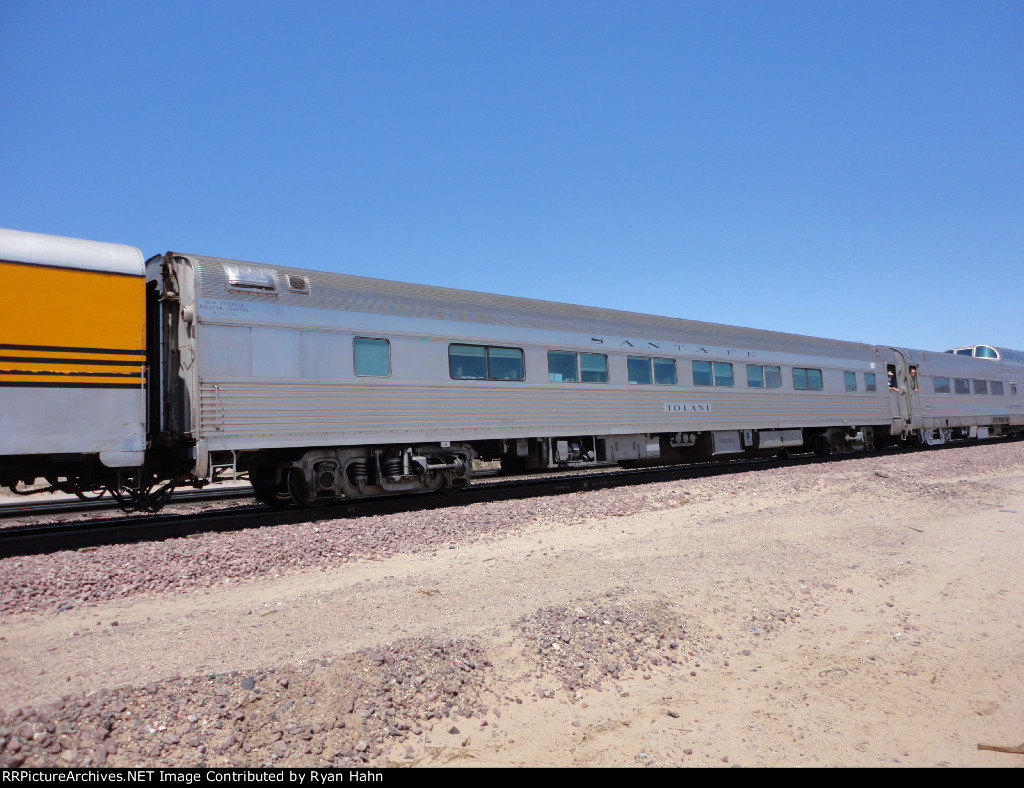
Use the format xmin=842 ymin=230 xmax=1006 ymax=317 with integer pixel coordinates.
xmin=145 ymin=249 xmax=1024 ymax=508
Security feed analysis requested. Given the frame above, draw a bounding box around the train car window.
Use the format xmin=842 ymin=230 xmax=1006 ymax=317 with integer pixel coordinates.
xmin=1012 ymin=384 xmax=1018 ymax=396
xmin=548 ymin=351 xmax=579 ymax=382
xmin=449 ymin=344 xmax=524 ymax=381
xmin=972 ymin=380 xmax=988 ymax=395
xmin=991 ymin=381 xmax=1004 ymax=396
xmin=793 ymin=368 xmax=823 ymax=391
xmin=628 ymin=356 xmax=653 ymax=385
xmin=932 ymin=377 xmax=951 ymax=394
xmin=844 ymin=372 xmax=857 ymax=392
xmin=976 ymin=346 xmax=998 ymax=359
xmin=627 ymin=356 xmax=675 ymax=385
xmin=956 ymin=348 xmax=974 ymax=356
xmin=580 ymin=353 xmax=608 ymax=383
xmin=653 ymin=357 xmax=677 ymax=385
xmin=487 ymin=347 xmax=525 ymax=380
xmin=449 ymin=345 xmax=525 ymax=381
xmin=865 ymin=373 xmax=877 ymax=392
xmin=693 ymin=361 xmax=733 ymax=387
xmin=746 ymin=364 xmax=781 ymax=389
xmin=714 ymin=362 xmax=734 ymax=387
xmin=449 ymin=344 xmax=488 ymax=379
xmin=954 ymin=378 xmax=970 ymax=395
xmin=354 ymin=337 xmax=391 ymax=377
xmin=692 ymin=360 xmax=714 ymax=387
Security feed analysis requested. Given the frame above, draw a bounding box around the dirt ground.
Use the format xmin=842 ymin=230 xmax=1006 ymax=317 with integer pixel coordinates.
xmin=1 ymin=444 xmax=1023 ymax=768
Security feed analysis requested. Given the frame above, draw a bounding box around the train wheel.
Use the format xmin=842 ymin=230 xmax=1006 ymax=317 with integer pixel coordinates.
xmin=251 ymin=478 xmax=295 ymax=509
xmin=287 ymin=468 xmax=333 ymax=508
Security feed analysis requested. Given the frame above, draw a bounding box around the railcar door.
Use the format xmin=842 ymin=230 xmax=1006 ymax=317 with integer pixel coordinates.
xmin=887 ymin=349 xmax=923 ymax=437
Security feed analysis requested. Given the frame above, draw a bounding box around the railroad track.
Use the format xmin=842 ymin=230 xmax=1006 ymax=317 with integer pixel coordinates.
xmin=0 ymin=454 xmax=808 ymax=557
xmin=0 ymin=485 xmax=255 ymax=519
xmin=0 ymin=439 xmax=1005 ymax=559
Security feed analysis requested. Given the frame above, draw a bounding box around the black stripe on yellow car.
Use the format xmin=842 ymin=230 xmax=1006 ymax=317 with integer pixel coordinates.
xmin=0 ymin=355 xmax=144 ymax=367
xmin=0 ymin=381 xmax=144 ymax=389
xmin=0 ymin=343 xmax=146 ymax=357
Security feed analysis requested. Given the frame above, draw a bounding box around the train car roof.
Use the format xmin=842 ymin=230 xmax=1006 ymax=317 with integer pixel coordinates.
xmin=163 ymin=250 xmax=892 ymax=359
xmin=0 ymin=228 xmax=144 ymax=277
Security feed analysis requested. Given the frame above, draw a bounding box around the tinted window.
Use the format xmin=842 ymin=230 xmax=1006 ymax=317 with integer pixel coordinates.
xmin=354 ymin=337 xmax=391 ymax=377
xmin=487 ymin=346 xmax=525 ymax=380
xmin=627 ymin=356 xmax=653 ymax=385
xmin=973 ymin=379 xmax=988 ymax=395
xmin=747 ymin=363 xmax=781 ymax=389
xmin=991 ymin=381 xmax=1004 ymax=396
xmin=954 ymin=378 xmax=970 ymax=394
xmin=694 ymin=360 xmax=734 ymax=387
xmin=844 ymin=371 xmax=857 ymax=392
xmin=865 ymin=373 xmax=877 ymax=392
xmin=692 ymin=360 xmax=713 ymax=387
xmin=932 ymin=377 xmax=950 ymax=394
xmin=793 ymin=368 xmax=823 ymax=391
xmin=449 ymin=344 xmax=487 ymax=380
xmin=450 ymin=345 xmax=525 ymax=381
xmin=580 ymin=353 xmax=608 ymax=383
xmin=653 ymin=357 xmax=677 ymax=385
xmin=548 ymin=351 xmax=578 ymax=382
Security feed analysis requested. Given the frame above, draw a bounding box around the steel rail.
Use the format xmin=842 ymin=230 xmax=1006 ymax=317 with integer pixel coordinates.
xmin=0 ymin=452 xmax=840 ymax=558
xmin=0 ymin=438 xmax=1011 ymax=559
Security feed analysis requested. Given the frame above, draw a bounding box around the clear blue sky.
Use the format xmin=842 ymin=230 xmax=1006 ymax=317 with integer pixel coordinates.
xmin=2 ymin=1 xmax=1021 ymax=352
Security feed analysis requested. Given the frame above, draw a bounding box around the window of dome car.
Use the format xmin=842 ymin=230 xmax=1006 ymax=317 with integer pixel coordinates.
xmin=991 ymin=381 xmax=1004 ymax=395
xmin=976 ymin=346 xmax=998 ymax=359
xmin=746 ymin=364 xmax=781 ymax=389
xmin=354 ymin=337 xmax=391 ymax=377
xmin=932 ymin=377 xmax=951 ymax=394
xmin=792 ymin=368 xmax=823 ymax=391
xmin=628 ymin=356 xmax=677 ymax=385
xmin=693 ymin=360 xmax=734 ymax=387
xmin=954 ymin=378 xmax=970 ymax=394
xmin=449 ymin=344 xmax=525 ymax=381
xmin=956 ymin=348 xmax=974 ymax=356
xmin=972 ymin=380 xmax=988 ymax=395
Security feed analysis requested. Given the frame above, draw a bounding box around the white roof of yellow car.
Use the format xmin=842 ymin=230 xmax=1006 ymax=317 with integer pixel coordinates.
xmin=0 ymin=227 xmax=144 ymax=277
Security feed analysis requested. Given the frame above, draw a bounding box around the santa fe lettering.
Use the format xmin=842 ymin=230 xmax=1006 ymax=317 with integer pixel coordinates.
xmin=589 ymin=336 xmax=756 ymax=358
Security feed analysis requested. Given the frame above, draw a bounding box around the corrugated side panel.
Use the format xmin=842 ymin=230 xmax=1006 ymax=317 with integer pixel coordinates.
xmin=198 ymin=380 xmax=892 ymax=448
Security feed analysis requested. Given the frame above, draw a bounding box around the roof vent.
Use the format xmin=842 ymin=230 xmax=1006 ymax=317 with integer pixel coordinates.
xmin=223 ymin=262 xmax=277 ymax=292
xmin=287 ymin=275 xmax=310 ymax=294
